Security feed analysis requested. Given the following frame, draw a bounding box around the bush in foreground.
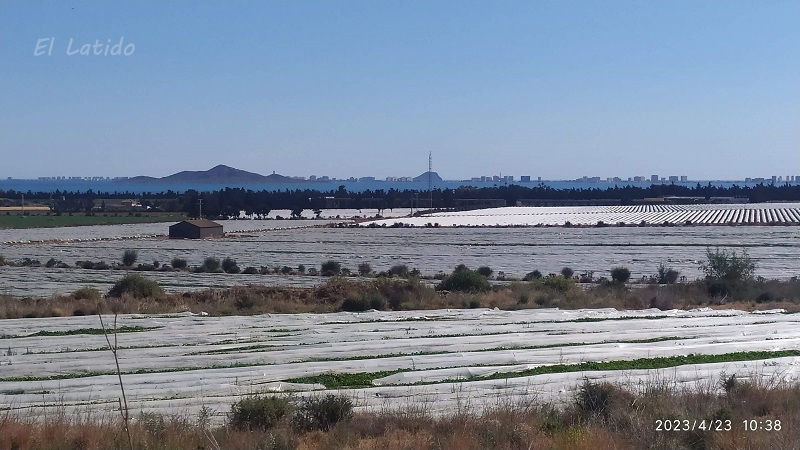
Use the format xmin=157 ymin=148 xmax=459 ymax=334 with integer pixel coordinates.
xmin=72 ymin=287 xmax=101 ymax=301
xmin=108 ymin=274 xmax=164 ymax=299
xmin=292 ymin=394 xmax=353 ymax=432
xmin=229 ymin=395 xmax=292 ymax=431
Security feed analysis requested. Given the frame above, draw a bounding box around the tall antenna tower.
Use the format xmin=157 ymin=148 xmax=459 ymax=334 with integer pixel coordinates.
xmin=428 ymin=151 xmax=433 ymax=209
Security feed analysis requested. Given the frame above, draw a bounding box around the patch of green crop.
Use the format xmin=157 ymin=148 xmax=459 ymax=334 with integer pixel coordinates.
xmin=0 ymin=326 xmax=157 ymax=339
xmin=286 ymin=350 xmax=799 ymax=389
xmin=287 ymin=370 xmax=402 ymax=388
xmin=448 ymin=350 xmax=800 ymax=384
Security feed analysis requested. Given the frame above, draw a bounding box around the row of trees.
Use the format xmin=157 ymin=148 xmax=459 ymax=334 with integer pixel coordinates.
xmin=3 ymin=183 xmax=800 ymax=218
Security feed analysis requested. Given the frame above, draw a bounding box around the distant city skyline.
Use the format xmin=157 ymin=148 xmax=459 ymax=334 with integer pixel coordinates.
xmin=11 ymin=169 xmax=800 ymax=185
xmin=1 ymin=1 xmax=798 ymax=179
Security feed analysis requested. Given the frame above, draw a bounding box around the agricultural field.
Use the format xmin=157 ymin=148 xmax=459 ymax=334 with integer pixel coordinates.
xmin=0 ymin=214 xmax=187 ymax=230
xmin=364 ymin=203 xmax=800 ymax=227
xmin=1 ymin=307 xmax=798 ymax=423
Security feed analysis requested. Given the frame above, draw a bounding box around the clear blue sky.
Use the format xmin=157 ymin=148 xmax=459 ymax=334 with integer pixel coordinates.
xmin=1 ymin=1 xmax=798 ymax=180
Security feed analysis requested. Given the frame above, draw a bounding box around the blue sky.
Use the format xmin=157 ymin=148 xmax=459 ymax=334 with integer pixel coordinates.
xmin=1 ymin=1 xmax=798 ymax=179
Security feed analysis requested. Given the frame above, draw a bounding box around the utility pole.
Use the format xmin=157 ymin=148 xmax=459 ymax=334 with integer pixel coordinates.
xmin=21 ymin=194 xmax=24 ymax=214
xmin=428 ymin=151 xmax=433 ymax=209
xmin=198 ymin=198 xmax=203 ymax=219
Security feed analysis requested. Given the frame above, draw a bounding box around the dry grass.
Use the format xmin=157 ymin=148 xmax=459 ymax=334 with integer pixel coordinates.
xmin=3 ymin=277 xmax=800 ymax=319
xmin=2 ymin=375 xmax=799 ymax=449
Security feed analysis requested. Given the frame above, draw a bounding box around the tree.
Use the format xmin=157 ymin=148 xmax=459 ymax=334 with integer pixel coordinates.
xmin=358 ymin=262 xmax=372 ymax=276
xmin=699 ymin=248 xmax=756 ymax=297
xmin=222 ymin=257 xmax=240 ymax=274
xmin=699 ymin=248 xmax=755 ymax=283
xmin=321 ymin=260 xmax=341 ymax=276
xmin=560 ymin=267 xmax=574 ymax=279
xmin=122 ymin=249 xmax=138 ymax=267
xmin=477 ymin=266 xmax=493 ymax=278
xmin=656 ymin=262 xmax=680 ymax=284
xmin=610 ymin=267 xmax=631 ymax=284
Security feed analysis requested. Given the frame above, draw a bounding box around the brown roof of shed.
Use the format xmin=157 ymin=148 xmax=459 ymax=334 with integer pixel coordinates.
xmin=171 ymin=219 xmax=223 ymax=228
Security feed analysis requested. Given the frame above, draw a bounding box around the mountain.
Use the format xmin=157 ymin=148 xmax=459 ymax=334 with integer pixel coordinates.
xmin=412 ymin=171 xmax=443 ymax=182
xmin=125 ymin=165 xmax=298 ymax=184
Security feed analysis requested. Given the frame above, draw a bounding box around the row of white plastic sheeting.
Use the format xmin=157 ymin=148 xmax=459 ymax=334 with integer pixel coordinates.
xmin=361 ymin=203 xmax=800 ymax=227
xmin=2 ymin=307 xmax=799 ymax=422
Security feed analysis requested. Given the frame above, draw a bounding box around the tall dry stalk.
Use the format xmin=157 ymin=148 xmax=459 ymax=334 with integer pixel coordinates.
xmin=98 ymin=312 xmax=133 ymax=450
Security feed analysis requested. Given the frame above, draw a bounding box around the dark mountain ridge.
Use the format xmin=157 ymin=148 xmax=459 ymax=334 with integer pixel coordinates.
xmin=125 ymin=165 xmax=298 ymax=184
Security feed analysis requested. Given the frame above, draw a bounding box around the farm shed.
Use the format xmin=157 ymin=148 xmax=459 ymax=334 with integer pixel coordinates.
xmin=168 ymin=219 xmax=223 ymax=239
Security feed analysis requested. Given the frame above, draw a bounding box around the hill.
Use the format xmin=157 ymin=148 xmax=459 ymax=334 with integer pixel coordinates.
xmin=412 ymin=171 xmax=443 ymax=182
xmin=125 ymin=165 xmax=298 ymax=184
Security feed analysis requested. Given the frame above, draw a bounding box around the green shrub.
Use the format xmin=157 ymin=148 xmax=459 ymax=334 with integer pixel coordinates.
xmin=229 ymin=395 xmax=292 ymax=431
xmin=358 ymin=262 xmax=372 ymax=276
xmin=540 ymin=275 xmax=574 ymax=292
xmin=297 ymin=264 xmax=306 ymax=274
xmin=610 ymin=267 xmax=631 ymax=284
xmin=108 ymin=274 xmax=164 ymax=298
xmin=699 ymin=248 xmax=756 ymax=297
xmin=454 ymin=264 xmax=470 ymax=273
xmin=170 ymin=258 xmax=187 ymax=270
xmin=122 ymin=249 xmax=138 ymax=267
xmin=388 ymin=264 xmax=410 ymax=278
xmin=0 ymin=255 xmax=5 ymax=266
xmin=321 ymin=260 xmax=341 ymax=276
xmin=560 ymin=267 xmax=574 ymax=279
xmin=341 ymin=297 xmax=371 ymax=312
xmin=222 ymin=257 xmax=240 ymax=274
xmin=72 ymin=287 xmax=101 ymax=301
xmin=202 ymin=257 xmax=220 ymax=272
xmin=242 ymin=266 xmax=258 ymax=274
xmin=575 ymin=380 xmax=620 ymax=418
xmin=523 ymin=270 xmax=542 ymax=281
xmin=292 ymin=394 xmax=353 ymax=432
xmin=477 ymin=266 xmax=493 ymax=278
xmin=436 ymin=269 xmax=491 ymax=292
xmin=656 ymin=262 xmax=680 ymax=284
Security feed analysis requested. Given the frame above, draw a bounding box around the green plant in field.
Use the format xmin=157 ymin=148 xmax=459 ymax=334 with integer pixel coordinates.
xmin=358 ymin=262 xmax=372 ymax=276
xmin=201 ymin=257 xmax=221 ymax=272
xmin=523 ymin=270 xmax=542 ymax=281
xmin=656 ymin=262 xmax=680 ymax=284
xmin=170 ymin=258 xmax=187 ymax=270
xmin=292 ymin=394 xmax=353 ymax=432
xmin=388 ymin=264 xmax=410 ymax=278
xmin=699 ymin=248 xmax=756 ymax=298
xmin=436 ymin=268 xmax=491 ymax=292
xmin=122 ymin=249 xmax=138 ymax=267
xmin=229 ymin=395 xmax=292 ymax=430
xmin=611 ymin=267 xmax=631 ymax=284
xmin=222 ymin=257 xmax=240 ymax=274
xmin=321 ymin=260 xmax=341 ymax=276
xmin=560 ymin=267 xmax=574 ymax=279
xmin=477 ymin=266 xmax=494 ymax=278
xmin=108 ymin=274 xmax=163 ymax=299
xmin=72 ymin=287 xmax=101 ymax=301
xmin=539 ymin=274 xmax=575 ymax=292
